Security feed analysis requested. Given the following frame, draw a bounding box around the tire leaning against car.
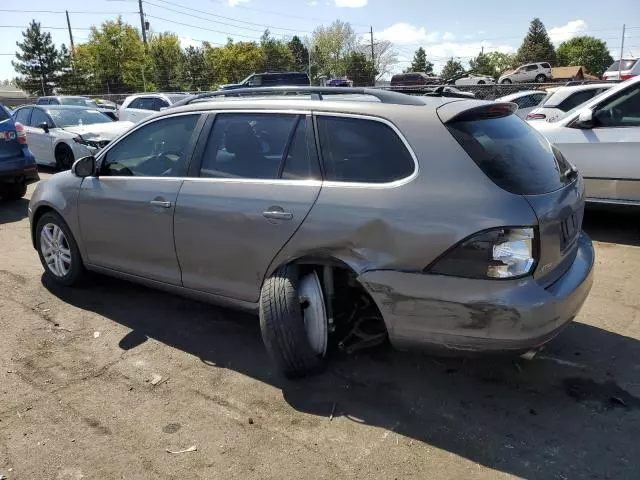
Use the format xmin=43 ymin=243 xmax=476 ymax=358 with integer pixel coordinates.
xmin=259 ymin=264 xmax=326 ymax=378
xmin=35 ymin=211 xmax=86 ymax=287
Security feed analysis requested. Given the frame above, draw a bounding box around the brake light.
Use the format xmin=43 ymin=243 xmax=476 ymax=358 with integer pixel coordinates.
xmin=621 ymin=74 xmax=635 ymax=81
xmin=426 ymin=227 xmax=537 ymax=279
xmin=527 ymin=113 xmax=546 ymax=120
xmin=15 ymin=122 xmax=27 ymax=144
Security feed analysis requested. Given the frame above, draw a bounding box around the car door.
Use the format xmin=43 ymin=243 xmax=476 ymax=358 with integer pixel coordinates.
xmin=123 ymin=97 xmax=154 ymax=123
xmin=26 ymin=108 xmax=55 ymax=164
xmin=174 ymin=112 xmax=322 ymax=302
xmin=77 ymin=112 xmax=205 ymax=284
xmin=549 ymin=82 xmax=640 ymax=202
xmin=523 ymin=64 xmax=538 ymax=82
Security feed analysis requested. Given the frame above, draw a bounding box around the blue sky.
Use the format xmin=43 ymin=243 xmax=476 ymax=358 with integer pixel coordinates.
xmin=1 ymin=0 xmax=639 ymax=80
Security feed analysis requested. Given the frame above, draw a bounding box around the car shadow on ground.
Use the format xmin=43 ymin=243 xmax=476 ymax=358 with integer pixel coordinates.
xmin=0 ymin=197 xmax=29 ymax=224
xmin=43 ymin=272 xmax=640 ymax=480
xmin=583 ymin=204 xmax=640 ymax=247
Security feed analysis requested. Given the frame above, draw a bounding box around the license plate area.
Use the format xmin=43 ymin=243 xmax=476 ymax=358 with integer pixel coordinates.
xmin=560 ymin=206 xmax=584 ymax=252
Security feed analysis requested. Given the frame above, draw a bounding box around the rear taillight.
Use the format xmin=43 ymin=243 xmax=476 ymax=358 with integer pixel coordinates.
xmin=527 ymin=113 xmax=546 ymax=120
xmin=427 ymin=227 xmax=537 ymax=279
xmin=621 ymin=74 xmax=635 ymax=81
xmin=15 ymin=122 xmax=27 ymax=144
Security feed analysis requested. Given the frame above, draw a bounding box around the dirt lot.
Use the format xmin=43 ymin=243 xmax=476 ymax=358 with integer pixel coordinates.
xmin=1 ymin=171 xmax=639 ymax=480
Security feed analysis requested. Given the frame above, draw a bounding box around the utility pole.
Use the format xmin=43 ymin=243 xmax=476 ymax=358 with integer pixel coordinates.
xmin=138 ymin=0 xmax=148 ymax=46
xmin=370 ymin=26 xmax=375 ymax=86
xmin=619 ymin=24 xmax=626 ymax=80
xmin=65 ymin=10 xmax=75 ymax=53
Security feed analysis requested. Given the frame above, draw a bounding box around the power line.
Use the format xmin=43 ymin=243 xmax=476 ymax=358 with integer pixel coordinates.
xmin=145 ymin=14 xmax=264 ymax=39
xmin=0 ymin=25 xmax=93 ymax=31
xmin=0 ymin=8 xmax=138 ymax=14
xmin=145 ymin=0 xmax=313 ymax=34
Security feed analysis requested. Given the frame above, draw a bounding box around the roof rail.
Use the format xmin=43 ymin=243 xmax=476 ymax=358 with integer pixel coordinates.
xmin=563 ymin=80 xmax=619 ymax=86
xmin=173 ymin=86 xmax=427 ymax=107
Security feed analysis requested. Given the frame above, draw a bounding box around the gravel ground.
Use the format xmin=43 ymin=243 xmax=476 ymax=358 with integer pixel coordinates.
xmin=1 ymin=171 xmax=639 ymax=480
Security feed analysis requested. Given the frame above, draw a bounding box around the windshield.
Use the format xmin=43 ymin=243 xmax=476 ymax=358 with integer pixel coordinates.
xmin=48 ymin=109 xmax=113 ymax=127
xmin=59 ymin=97 xmax=98 ymax=108
xmin=607 ymin=59 xmax=638 ymax=72
xmin=549 ymin=87 xmax=614 ymax=122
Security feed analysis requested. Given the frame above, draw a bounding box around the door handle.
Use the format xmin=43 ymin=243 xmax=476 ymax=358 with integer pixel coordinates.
xmin=263 ymin=210 xmax=293 ymax=221
xmin=150 ymin=200 xmax=172 ymax=208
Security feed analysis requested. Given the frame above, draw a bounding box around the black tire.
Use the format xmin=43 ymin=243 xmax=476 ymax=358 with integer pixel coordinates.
xmin=259 ymin=264 xmax=326 ymax=378
xmin=35 ymin=211 xmax=86 ymax=287
xmin=55 ymin=144 xmax=74 ymax=171
xmin=478 ymin=80 xmax=486 ymax=85
xmin=501 ymin=78 xmax=512 ymax=84
xmin=535 ymin=74 xmax=547 ymax=83
xmin=0 ymin=183 xmax=27 ymax=200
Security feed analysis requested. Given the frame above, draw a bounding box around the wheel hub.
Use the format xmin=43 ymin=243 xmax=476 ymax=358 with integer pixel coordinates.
xmin=298 ymin=271 xmax=328 ymax=356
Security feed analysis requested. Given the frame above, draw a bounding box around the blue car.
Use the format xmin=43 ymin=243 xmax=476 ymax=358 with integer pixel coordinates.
xmin=0 ymin=103 xmax=38 ymax=200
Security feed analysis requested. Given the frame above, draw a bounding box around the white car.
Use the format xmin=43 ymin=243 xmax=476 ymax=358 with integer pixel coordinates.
xmin=498 ymin=62 xmax=552 ymax=84
xmin=12 ymin=105 xmax=133 ymax=170
xmin=526 ymin=83 xmax=613 ymax=122
xmin=495 ymin=90 xmax=549 ymax=119
xmin=530 ymin=76 xmax=640 ymax=205
xmin=119 ymin=93 xmax=189 ymax=123
xmin=602 ymin=58 xmax=639 ymax=81
xmin=453 ymin=74 xmax=495 ymax=85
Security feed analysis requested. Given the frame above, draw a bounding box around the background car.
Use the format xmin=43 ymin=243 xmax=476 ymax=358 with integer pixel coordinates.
xmin=390 ymin=72 xmax=440 ymax=87
xmin=219 ymin=72 xmax=310 ymax=90
xmin=531 ymin=76 xmax=640 ymax=204
xmin=118 ymin=93 xmax=190 ymax=123
xmin=448 ymin=73 xmax=495 ymax=85
xmin=12 ymin=105 xmax=133 ymax=170
xmin=499 ymin=62 xmax=552 ymax=84
xmin=495 ymin=90 xmax=549 ymax=119
xmin=36 ymin=95 xmax=118 ymax=120
xmin=29 ymin=86 xmax=593 ymax=378
xmin=526 ymin=83 xmax=613 ymax=121
xmin=602 ymin=58 xmax=639 ymax=81
xmin=0 ymin=103 xmax=38 ymax=200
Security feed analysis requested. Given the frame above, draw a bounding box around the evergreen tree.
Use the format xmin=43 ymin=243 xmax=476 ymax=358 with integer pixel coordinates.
xmin=183 ymin=46 xmax=211 ymax=91
xmin=288 ymin=36 xmax=309 ymax=73
xmin=407 ymin=47 xmax=433 ymax=75
xmin=469 ymin=52 xmax=493 ymax=76
xmin=516 ymin=18 xmax=556 ymax=66
xmin=345 ymin=51 xmax=376 ymax=86
xmin=12 ymin=20 xmax=60 ymax=95
xmin=440 ymin=58 xmax=465 ymax=80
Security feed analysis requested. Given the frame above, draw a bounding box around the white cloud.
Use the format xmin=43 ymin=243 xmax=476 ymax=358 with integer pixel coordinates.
xmin=427 ymin=41 xmax=515 ymax=61
xmin=376 ymin=23 xmax=440 ymax=45
xmin=228 ymin=0 xmax=249 ymax=6
xmin=308 ymin=0 xmax=318 ymax=4
xmin=548 ymin=20 xmax=587 ymax=44
xmin=442 ymin=31 xmax=455 ymax=41
xmin=333 ymin=0 xmax=368 ymax=7
xmin=180 ymin=36 xmax=200 ymax=49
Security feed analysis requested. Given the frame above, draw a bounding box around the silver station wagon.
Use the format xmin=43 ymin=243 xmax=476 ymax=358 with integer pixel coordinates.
xmin=29 ymin=87 xmax=595 ymax=377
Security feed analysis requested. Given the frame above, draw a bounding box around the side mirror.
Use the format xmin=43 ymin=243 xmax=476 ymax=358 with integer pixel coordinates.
xmin=71 ymin=156 xmax=97 ymax=178
xmin=574 ymin=108 xmax=594 ymax=129
xmin=37 ymin=122 xmax=50 ymax=133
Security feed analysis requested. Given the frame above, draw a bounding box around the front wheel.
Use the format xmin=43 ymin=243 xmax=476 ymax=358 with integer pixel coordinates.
xmin=35 ymin=211 xmax=86 ymax=286
xmin=259 ymin=265 xmax=328 ymax=378
xmin=0 ymin=183 xmax=27 ymax=200
xmin=55 ymin=144 xmax=75 ymax=171
xmin=535 ymin=74 xmax=547 ymax=83
xmin=501 ymin=78 xmax=512 ymax=84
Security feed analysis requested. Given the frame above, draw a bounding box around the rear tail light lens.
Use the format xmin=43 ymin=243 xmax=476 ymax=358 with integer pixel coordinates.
xmin=620 ymin=74 xmax=635 ymax=81
xmin=526 ymin=113 xmax=546 ymax=120
xmin=427 ymin=227 xmax=537 ymax=279
xmin=15 ymin=122 xmax=27 ymax=144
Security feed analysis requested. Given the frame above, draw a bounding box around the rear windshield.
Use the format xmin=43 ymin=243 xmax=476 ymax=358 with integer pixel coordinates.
xmin=167 ymin=94 xmax=188 ymax=104
xmin=446 ymin=115 xmax=572 ymax=195
xmin=607 ymin=59 xmax=638 ymax=72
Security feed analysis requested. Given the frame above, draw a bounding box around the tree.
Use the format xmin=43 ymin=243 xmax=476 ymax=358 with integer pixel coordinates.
xmin=12 ymin=20 xmax=60 ymax=95
xmin=183 ymin=46 xmax=211 ymax=91
xmin=407 ymin=47 xmax=433 ymax=75
xmin=310 ymin=20 xmax=357 ymax=77
xmin=288 ymin=36 xmax=309 ymax=73
xmin=468 ymin=52 xmax=493 ymax=76
xmin=260 ymin=30 xmax=294 ymax=72
xmin=345 ymin=51 xmax=376 ymax=86
xmin=75 ymin=18 xmax=149 ymax=93
xmin=557 ymin=36 xmax=613 ymax=77
xmin=204 ymin=39 xmax=263 ymax=85
xmin=149 ymin=33 xmax=185 ymax=91
xmin=440 ymin=58 xmax=465 ymax=80
xmin=484 ymin=51 xmax=516 ymax=76
xmin=368 ymin=40 xmax=398 ymax=81
xmin=56 ymin=44 xmax=93 ymax=94
xmin=516 ymin=18 xmax=556 ymax=66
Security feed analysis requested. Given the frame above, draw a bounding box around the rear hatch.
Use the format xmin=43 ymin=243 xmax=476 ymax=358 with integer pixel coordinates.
xmin=0 ymin=108 xmax=24 ymax=163
xmin=439 ymin=102 xmax=584 ymax=286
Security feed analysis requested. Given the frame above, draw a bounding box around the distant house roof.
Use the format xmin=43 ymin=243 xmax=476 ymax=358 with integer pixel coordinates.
xmin=0 ymin=84 xmax=29 ymax=104
xmin=552 ymin=66 xmax=588 ymax=80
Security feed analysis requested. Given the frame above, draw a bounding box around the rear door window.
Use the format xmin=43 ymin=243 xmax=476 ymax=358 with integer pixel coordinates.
xmin=557 ymin=90 xmax=600 ymax=112
xmin=316 ymin=115 xmax=415 ymax=183
xmin=14 ymin=107 xmax=32 ymax=125
xmin=446 ymin=114 xmax=572 ymax=195
xmin=29 ymin=109 xmax=52 ymax=128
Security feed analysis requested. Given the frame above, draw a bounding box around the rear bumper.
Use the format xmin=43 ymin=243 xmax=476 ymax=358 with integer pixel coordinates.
xmin=358 ymin=232 xmax=594 ymax=353
xmin=0 ymin=155 xmax=39 ymax=185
